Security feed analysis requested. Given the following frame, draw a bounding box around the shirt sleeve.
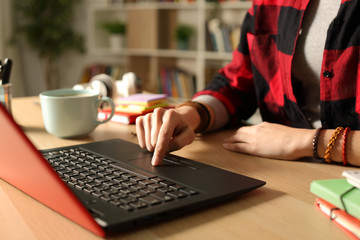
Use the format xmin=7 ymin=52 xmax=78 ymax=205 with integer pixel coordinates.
xmin=193 ymin=8 xmax=258 ymax=127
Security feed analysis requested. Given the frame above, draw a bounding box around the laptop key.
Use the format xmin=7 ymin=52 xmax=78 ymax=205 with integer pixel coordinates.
xmin=170 ymin=184 xmax=185 ymax=190
xmin=139 ymin=179 xmax=155 ymax=186
xmin=158 ymin=186 xmax=173 ymax=193
xmin=100 ymin=196 xmax=112 ymax=202
xmin=131 ymin=184 xmax=146 ymax=191
xmin=119 ymin=204 xmax=135 ymax=212
xmin=43 ymin=153 xmax=62 ymax=160
xmin=141 ymin=187 xmax=156 ymax=194
xmin=121 ymin=180 xmax=136 ymax=188
xmin=121 ymin=173 xmax=134 ymax=179
xmin=111 ymin=193 xmax=128 ymax=200
xmin=150 ymin=192 xmax=174 ymax=202
xmin=83 ymin=188 xmax=93 ymax=195
xmin=148 ymin=183 xmax=162 ymax=189
xmin=121 ymin=197 xmax=137 ymax=204
xmin=139 ymin=195 xmax=162 ymax=205
xmin=86 ymin=181 xmax=100 ymax=188
xmin=129 ymin=176 xmax=145 ymax=182
xmin=160 ymin=180 xmax=176 ymax=186
xmin=129 ymin=191 xmax=146 ymax=199
xmin=149 ymin=177 xmax=165 ymax=183
xmin=130 ymin=201 xmax=148 ymax=209
xmin=168 ymin=191 xmax=187 ymax=199
xmin=67 ymin=181 xmax=76 ymax=187
xmin=120 ymin=189 xmax=133 ymax=195
xmin=181 ymin=188 xmax=199 ymax=196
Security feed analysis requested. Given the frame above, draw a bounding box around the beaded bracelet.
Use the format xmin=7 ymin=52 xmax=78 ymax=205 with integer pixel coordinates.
xmin=342 ymin=127 xmax=351 ymax=165
xmin=324 ymin=127 xmax=344 ymax=163
xmin=176 ymin=101 xmax=210 ymax=133
xmin=312 ymin=128 xmax=323 ymax=160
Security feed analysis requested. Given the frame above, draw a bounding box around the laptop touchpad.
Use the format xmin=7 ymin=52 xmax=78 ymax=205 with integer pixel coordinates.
xmin=128 ymin=153 xmax=201 ymax=170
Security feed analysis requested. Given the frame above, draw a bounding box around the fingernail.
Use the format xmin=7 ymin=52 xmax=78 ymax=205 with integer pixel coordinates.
xmin=151 ymin=155 xmax=159 ymax=166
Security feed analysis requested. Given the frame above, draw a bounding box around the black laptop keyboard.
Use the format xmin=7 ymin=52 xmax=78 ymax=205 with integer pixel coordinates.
xmin=42 ymin=148 xmax=199 ymax=212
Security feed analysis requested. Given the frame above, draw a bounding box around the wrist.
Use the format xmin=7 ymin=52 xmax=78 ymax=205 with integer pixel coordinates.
xmin=174 ymin=105 xmax=201 ymax=132
xmin=294 ymin=128 xmax=315 ymax=159
xmin=176 ymin=101 xmax=213 ymax=133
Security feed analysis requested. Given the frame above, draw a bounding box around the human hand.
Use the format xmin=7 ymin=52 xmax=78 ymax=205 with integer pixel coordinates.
xmin=222 ymin=122 xmax=314 ymax=160
xmin=136 ymin=107 xmax=196 ymax=166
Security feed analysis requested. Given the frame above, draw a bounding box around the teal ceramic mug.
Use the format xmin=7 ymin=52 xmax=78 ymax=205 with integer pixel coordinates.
xmin=39 ymin=88 xmax=115 ymax=138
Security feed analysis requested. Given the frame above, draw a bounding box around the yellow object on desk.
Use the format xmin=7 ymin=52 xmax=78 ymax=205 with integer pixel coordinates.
xmin=115 ymin=93 xmax=169 ymax=113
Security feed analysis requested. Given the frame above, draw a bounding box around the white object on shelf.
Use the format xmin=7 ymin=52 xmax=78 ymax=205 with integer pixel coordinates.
xmin=109 ymin=34 xmax=125 ymax=50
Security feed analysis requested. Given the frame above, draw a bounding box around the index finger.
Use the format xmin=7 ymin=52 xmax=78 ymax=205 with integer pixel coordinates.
xmin=151 ymin=111 xmax=179 ymax=166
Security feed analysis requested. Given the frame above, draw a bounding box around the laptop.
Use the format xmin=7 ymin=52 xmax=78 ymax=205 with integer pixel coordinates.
xmin=0 ymin=103 xmax=265 ymax=237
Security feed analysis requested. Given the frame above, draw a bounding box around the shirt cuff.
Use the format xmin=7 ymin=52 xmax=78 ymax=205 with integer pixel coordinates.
xmin=192 ymin=95 xmax=229 ymax=131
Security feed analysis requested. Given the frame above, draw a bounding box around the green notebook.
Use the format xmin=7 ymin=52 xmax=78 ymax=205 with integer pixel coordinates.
xmin=310 ymin=179 xmax=360 ymax=219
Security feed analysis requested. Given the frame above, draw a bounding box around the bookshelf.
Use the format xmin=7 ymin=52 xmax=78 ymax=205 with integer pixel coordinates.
xmin=87 ymin=0 xmax=252 ymax=96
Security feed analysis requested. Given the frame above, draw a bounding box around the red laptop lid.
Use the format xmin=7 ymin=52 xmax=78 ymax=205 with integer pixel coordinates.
xmin=0 ymin=104 xmax=105 ymax=237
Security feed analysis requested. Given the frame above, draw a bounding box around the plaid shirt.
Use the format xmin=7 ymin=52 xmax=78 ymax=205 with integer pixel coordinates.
xmin=194 ymin=0 xmax=360 ymax=129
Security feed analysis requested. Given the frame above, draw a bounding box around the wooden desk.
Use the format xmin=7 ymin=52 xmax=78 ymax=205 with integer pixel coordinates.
xmin=0 ymin=97 xmax=355 ymax=240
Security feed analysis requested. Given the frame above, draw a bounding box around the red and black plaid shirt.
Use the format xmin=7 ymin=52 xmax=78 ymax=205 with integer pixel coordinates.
xmin=194 ymin=0 xmax=360 ymax=129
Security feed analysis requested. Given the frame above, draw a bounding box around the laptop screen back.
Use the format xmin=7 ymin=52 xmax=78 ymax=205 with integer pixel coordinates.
xmin=0 ymin=104 xmax=105 ymax=236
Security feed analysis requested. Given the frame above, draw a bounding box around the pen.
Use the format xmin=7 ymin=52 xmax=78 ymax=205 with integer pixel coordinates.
xmin=0 ymin=60 xmax=3 ymax=85
xmin=1 ymin=58 xmax=12 ymax=85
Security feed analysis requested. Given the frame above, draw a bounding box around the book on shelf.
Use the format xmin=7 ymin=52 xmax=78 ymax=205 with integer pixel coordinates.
xmin=207 ymin=18 xmax=225 ymax=52
xmin=107 ymin=0 xmax=124 ymax=3
xmin=310 ymin=178 xmax=360 ymax=219
xmin=314 ymin=198 xmax=360 ymax=240
xmin=158 ymin=68 xmax=196 ymax=99
xmin=230 ymin=26 xmax=241 ymax=50
xmin=80 ymin=64 xmax=127 ymax=83
xmin=205 ymin=21 xmax=215 ymax=52
xmin=221 ymin=26 xmax=233 ymax=53
xmin=206 ymin=18 xmax=241 ymax=53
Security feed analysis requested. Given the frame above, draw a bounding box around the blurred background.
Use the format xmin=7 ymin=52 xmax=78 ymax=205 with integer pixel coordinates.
xmin=0 ymin=0 xmax=250 ymax=98
xmin=0 ymin=0 xmax=123 ymax=97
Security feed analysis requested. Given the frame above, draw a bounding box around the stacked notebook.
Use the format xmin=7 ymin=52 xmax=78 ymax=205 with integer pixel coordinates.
xmin=98 ymin=93 xmax=169 ymax=124
xmin=310 ymin=170 xmax=360 ymax=240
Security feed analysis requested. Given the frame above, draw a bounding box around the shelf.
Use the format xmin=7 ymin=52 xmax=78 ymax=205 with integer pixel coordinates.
xmin=87 ymin=0 xmax=251 ymax=93
xmin=91 ymin=47 xmax=233 ymax=61
xmin=91 ymin=1 xmax=251 ymax=11
xmin=205 ymin=51 xmax=232 ymax=60
xmin=205 ymin=1 xmax=252 ymax=9
xmin=91 ymin=48 xmax=198 ymax=59
xmin=91 ymin=2 xmax=199 ymax=11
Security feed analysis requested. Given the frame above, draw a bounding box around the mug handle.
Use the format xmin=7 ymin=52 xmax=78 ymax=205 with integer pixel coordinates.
xmin=96 ymin=96 xmax=115 ymax=124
